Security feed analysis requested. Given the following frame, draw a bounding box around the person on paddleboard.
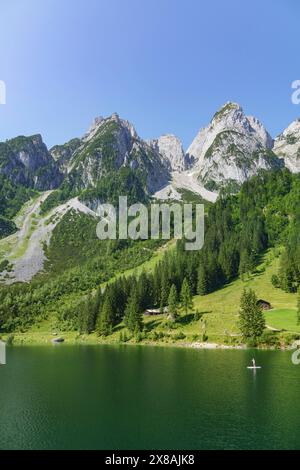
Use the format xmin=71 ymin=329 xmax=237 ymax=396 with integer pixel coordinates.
xmin=252 ymin=358 xmax=256 ymax=367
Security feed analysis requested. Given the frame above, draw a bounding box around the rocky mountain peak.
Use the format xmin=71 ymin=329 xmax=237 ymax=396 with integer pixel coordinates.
xmin=185 ymin=102 xmax=281 ymax=192
xmin=83 ymin=116 xmax=105 ymax=142
xmin=212 ymin=101 xmax=241 ymax=120
xmin=62 ymin=113 xmax=170 ymax=194
xmin=149 ymin=134 xmax=186 ymax=171
xmin=83 ymin=113 xmax=138 ymax=143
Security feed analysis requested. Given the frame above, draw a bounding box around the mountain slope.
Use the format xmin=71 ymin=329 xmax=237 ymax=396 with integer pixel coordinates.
xmin=61 ymin=113 xmax=170 ymax=195
xmin=273 ymin=119 xmax=300 ymax=172
xmin=0 ymin=134 xmax=63 ymax=190
xmin=0 ymin=192 xmax=100 ymax=284
xmin=185 ymin=102 xmax=282 ymax=191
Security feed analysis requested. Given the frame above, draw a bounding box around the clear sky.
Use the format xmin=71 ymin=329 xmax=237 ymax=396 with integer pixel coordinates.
xmin=0 ymin=0 xmax=299 ymax=149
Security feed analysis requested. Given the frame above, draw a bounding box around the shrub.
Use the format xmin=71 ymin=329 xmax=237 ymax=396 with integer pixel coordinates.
xmin=135 ymin=332 xmax=141 ymax=343
xmin=246 ymin=338 xmax=258 ymax=348
xmin=149 ymin=331 xmax=165 ymax=341
xmin=194 ymin=311 xmax=203 ymax=321
xmin=192 ymin=334 xmax=200 ymax=341
xmin=165 ymin=320 xmax=178 ymax=330
xmin=258 ymin=330 xmax=280 ymax=347
xmin=271 ymin=274 xmax=280 ymax=288
xmin=174 ymin=331 xmax=186 ymax=340
xmin=119 ymin=331 xmax=131 ymax=343
xmin=284 ymin=333 xmax=300 ymax=346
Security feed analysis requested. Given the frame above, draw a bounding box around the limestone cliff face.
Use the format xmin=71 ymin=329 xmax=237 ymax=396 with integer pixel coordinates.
xmin=185 ymin=102 xmax=281 ymax=191
xmin=149 ymin=134 xmax=187 ymax=171
xmin=50 ymin=138 xmax=81 ymax=173
xmin=61 ymin=113 xmax=170 ymax=194
xmin=273 ymin=119 xmax=300 ymax=173
xmin=0 ymin=134 xmax=63 ymax=190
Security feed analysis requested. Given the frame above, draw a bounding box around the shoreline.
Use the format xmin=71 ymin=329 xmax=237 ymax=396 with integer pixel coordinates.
xmin=1 ymin=333 xmax=294 ymax=351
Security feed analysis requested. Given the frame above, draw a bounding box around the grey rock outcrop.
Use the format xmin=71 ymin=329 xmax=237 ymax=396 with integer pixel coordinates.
xmin=273 ymin=119 xmax=300 ymax=173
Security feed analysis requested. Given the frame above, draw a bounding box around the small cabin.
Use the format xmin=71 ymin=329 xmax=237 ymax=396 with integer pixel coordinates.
xmin=144 ymin=307 xmax=168 ymax=316
xmin=257 ymin=299 xmax=271 ymax=310
xmin=144 ymin=308 xmax=161 ymax=316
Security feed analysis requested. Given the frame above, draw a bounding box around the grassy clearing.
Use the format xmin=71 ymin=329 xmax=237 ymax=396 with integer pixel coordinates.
xmin=265 ymin=308 xmax=299 ymax=333
xmin=190 ymin=250 xmax=297 ymax=341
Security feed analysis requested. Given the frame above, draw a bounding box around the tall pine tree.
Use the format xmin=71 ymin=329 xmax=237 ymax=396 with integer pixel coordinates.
xmin=168 ymin=284 xmax=178 ymax=320
xmin=97 ymin=293 xmax=114 ymax=336
xmin=239 ymin=289 xmax=265 ymax=341
xmin=180 ymin=277 xmax=193 ymax=315
xmin=197 ymin=263 xmax=208 ymax=295
xmin=124 ymin=290 xmax=143 ymax=333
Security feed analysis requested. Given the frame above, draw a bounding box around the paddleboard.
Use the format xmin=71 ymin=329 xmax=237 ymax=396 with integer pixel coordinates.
xmin=247 ymin=366 xmax=261 ymax=369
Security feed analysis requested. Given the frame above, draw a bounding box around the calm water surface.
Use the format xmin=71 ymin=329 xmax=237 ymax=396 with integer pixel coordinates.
xmin=0 ymin=345 xmax=299 ymax=450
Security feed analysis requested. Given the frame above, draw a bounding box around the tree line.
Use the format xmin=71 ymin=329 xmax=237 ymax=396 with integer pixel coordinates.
xmin=75 ymin=247 xmax=195 ymax=336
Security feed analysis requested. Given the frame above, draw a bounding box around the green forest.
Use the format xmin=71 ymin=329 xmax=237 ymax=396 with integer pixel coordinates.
xmin=1 ymin=168 xmax=300 ymax=347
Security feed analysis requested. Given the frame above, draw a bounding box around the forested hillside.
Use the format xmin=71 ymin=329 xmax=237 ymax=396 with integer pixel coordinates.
xmin=62 ymin=168 xmax=300 ymax=338
xmin=1 ymin=168 xmax=300 ymax=340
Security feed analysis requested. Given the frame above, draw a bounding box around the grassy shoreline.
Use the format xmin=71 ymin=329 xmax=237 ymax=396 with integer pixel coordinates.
xmin=2 ymin=337 xmax=296 ymax=351
xmin=2 ymin=324 xmax=297 ymax=351
xmin=1 ymin=248 xmax=299 ymax=351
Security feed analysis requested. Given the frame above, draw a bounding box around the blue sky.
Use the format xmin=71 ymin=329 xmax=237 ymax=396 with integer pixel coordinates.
xmin=0 ymin=0 xmax=299 ymax=149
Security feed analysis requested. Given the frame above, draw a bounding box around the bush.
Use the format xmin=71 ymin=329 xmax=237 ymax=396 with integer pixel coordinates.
xmin=192 ymin=334 xmax=201 ymax=341
xmin=271 ymin=274 xmax=280 ymax=288
xmin=119 ymin=331 xmax=131 ymax=343
xmin=246 ymin=338 xmax=258 ymax=348
xmin=165 ymin=320 xmax=178 ymax=329
xmin=0 ymin=259 xmax=9 ymax=272
xmin=135 ymin=331 xmax=145 ymax=343
xmin=258 ymin=330 xmax=280 ymax=347
xmin=149 ymin=331 xmax=165 ymax=341
xmin=194 ymin=311 xmax=203 ymax=321
xmin=174 ymin=331 xmax=186 ymax=341
xmin=284 ymin=333 xmax=300 ymax=346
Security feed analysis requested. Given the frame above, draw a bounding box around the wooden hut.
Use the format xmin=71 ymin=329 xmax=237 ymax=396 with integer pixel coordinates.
xmin=257 ymin=299 xmax=271 ymax=310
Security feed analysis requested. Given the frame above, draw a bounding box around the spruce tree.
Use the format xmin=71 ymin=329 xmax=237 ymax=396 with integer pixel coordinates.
xmin=92 ymin=288 xmax=102 ymax=330
xmin=168 ymin=284 xmax=178 ymax=320
xmin=97 ymin=294 xmax=114 ymax=336
xmin=180 ymin=277 xmax=193 ymax=315
xmin=160 ymin=269 xmax=170 ymax=308
xmin=124 ymin=290 xmax=143 ymax=333
xmin=80 ymin=294 xmax=96 ymax=334
xmin=197 ymin=263 xmax=208 ymax=295
xmin=239 ymin=250 xmax=252 ymax=280
xmin=239 ymin=289 xmax=265 ymax=341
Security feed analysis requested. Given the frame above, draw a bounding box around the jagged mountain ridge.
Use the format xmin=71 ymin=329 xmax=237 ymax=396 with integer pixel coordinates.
xmin=1 ymin=103 xmax=300 ymax=206
xmin=1 ymin=104 xmax=300 ymax=284
xmin=64 ymin=113 xmax=170 ymax=194
xmin=48 ymin=113 xmax=170 ymax=196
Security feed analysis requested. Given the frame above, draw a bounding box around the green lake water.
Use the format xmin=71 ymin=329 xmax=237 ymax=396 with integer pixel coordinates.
xmin=0 ymin=345 xmax=299 ymax=450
